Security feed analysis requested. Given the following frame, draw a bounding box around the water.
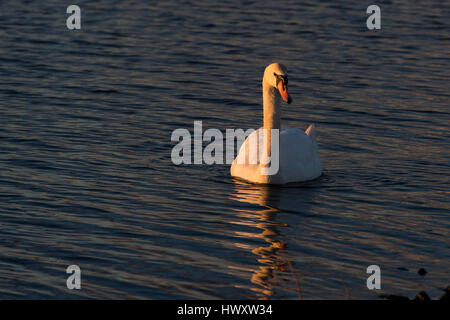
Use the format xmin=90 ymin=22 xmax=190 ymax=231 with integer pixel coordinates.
xmin=0 ymin=0 xmax=449 ymax=299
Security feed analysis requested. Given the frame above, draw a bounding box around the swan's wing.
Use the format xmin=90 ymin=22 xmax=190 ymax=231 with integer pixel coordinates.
xmin=233 ymin=128 xmax=264 ymax=165
xmin=280 ymin=128 xmax=322 ymax=182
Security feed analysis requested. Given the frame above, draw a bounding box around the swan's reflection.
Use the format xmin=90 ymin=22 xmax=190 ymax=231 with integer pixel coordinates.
xmin=231 ymin=180 xmax=315 ymax=299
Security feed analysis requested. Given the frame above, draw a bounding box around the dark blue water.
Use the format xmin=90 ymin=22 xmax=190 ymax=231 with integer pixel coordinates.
xmin=0 ymin=0 xmax=449 ymax=299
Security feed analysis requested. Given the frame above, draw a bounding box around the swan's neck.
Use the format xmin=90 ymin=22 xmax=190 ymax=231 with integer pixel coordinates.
xmin=261 ymin=79 xmax=281 ymax=174
xmin=263 ymin=79 xmax=281 ymax=131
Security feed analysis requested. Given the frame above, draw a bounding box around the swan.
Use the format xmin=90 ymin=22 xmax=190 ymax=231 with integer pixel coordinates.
xmin=230 ymin=63 xmax=322 ymax=184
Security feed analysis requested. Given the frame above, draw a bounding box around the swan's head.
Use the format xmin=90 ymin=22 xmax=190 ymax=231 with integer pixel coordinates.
xmin=264 ymin=63 xmax=292 ymax=104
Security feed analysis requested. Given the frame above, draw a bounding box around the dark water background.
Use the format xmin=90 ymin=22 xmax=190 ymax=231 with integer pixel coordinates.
xmin=0 ymin=0 xmax=449 ymax=299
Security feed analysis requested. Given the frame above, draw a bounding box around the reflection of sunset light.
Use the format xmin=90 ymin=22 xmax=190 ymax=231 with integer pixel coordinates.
xmin=234 ymin=231 xmax=265 ymax=239
xmin=231 ymin=242 xmax=253 ymax=250
xmin=229 ymin=181 xmax=303 ymax=299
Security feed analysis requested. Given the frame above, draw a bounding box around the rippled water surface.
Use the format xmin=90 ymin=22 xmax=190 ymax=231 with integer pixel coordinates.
xmin=0 ymin=0 xmax=449 ymax=299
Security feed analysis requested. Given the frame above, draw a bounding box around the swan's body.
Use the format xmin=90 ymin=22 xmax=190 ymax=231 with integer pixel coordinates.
xmin=230 ymin=63 xmax=322 ymax=184
xmin=231 ymin=126 xmax=322 ymax=184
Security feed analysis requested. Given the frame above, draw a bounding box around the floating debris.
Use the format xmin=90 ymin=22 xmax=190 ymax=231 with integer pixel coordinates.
xmin=418 ymin=268 xmax=427 ymax=276
xmin=413 ymin=291 xmax=431 ymax=301
xmin=440 ymin=286 xmax=450 ymax=301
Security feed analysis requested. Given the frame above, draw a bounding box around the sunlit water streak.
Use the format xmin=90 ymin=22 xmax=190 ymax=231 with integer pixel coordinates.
xmin=0 ymin=0 xmax=448 ymax=299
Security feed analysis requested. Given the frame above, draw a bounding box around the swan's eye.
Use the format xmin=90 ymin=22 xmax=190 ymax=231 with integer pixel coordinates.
xmin=274 ymin=73 xmax=288 ymax=86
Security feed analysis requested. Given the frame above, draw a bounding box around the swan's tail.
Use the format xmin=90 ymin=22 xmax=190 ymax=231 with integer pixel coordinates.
xmin=305 ymin=124 xmax=317 ymax=140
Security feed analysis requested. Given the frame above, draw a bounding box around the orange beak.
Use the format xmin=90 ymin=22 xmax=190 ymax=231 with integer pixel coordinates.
xmin=277 ymin=81 xmax=292 ymax=104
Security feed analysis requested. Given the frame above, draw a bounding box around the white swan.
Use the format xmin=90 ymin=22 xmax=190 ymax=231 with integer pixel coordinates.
xmin=230 ymin=63 xmax=322 ymax=184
